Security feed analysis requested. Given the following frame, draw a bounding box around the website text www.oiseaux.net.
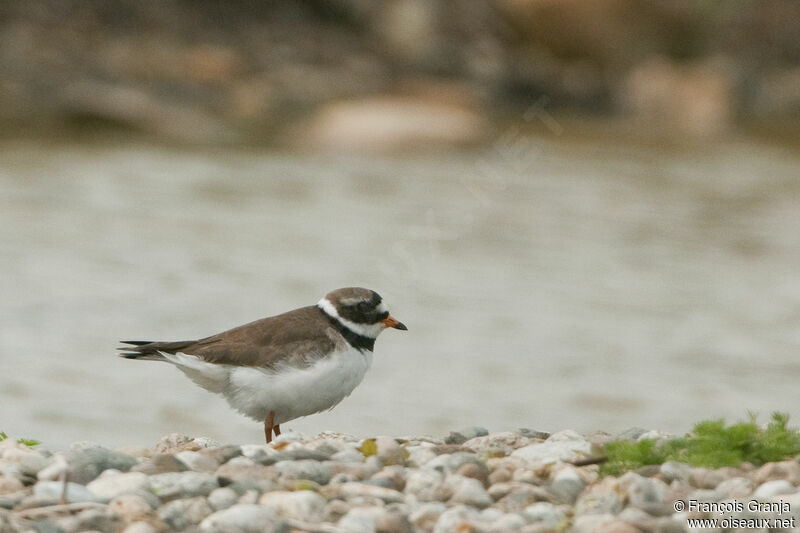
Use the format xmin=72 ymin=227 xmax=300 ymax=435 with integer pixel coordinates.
xmin=674 ymin=499 xmax=795 ymax=529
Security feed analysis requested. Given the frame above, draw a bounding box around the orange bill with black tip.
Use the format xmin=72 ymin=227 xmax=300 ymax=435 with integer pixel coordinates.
xmin=382 ymin=316 xmax=408 ymax=330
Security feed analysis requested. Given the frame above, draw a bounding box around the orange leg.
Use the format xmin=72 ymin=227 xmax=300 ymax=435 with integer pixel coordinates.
xmin=264 ymin=411 xmax=275 ymax=444
xmin=274 ymin=424 xmax=281 ymax=437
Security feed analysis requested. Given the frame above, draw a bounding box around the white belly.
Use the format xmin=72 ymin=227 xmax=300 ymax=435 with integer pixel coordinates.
xmin=162 ymin=347 xmax=373 ymax=424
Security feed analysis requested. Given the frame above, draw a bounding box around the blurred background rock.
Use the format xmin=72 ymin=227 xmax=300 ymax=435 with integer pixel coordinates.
xmin=2 ymin=0 xmax=798 ymax=148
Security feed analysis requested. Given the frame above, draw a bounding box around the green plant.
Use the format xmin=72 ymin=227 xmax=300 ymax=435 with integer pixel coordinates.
xmin=0 ymin=431 xmax=40 ymax=447
xmin=600 ymin=412 xmax=800 ymax=476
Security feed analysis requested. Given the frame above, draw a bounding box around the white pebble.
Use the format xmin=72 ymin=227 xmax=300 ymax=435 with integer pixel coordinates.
xmin=258 ymin=490 xmax=326 ymax=521
xmin=753 ymin=479 xmax=797 ymax=498
xmin=87 ymin=471 xmax=148 ymax=500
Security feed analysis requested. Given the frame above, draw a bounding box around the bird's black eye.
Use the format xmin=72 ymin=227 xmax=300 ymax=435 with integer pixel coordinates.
xmin=356 ymin=301 xmax=370 ymax=313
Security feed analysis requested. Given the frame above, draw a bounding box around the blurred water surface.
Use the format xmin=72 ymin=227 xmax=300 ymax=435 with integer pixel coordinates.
xmin=1 ymin=138 xmax=799 ymax=449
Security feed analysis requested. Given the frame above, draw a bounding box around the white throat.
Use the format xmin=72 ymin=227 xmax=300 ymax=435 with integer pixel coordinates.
xmin=318 ymin=297 xmax=386 ymax=339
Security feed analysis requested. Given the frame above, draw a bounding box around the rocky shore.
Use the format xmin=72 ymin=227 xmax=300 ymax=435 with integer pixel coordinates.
xmin=1 ymin=429 xmax=800 ymax=532
xmin=3 ymin=1 xmax=799 ymax=146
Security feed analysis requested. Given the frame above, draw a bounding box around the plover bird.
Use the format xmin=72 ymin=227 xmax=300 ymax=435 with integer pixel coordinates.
xmin=119 ymin=287 xmax=406 ymax=443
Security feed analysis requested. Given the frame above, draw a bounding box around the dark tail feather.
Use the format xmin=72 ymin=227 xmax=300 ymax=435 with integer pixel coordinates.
xmin=117 ymin=339 xmax=198 ymax=360
xmin=119 ymin=351 xmax=154 ymax=359
xmin=119 ymin=353 xmax=168 ymax=361
xmin=118 ymin=339 xmax=163 ymax=361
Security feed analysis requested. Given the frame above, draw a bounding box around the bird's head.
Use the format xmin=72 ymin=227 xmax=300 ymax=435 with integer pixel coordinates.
xmin=318 ymin=287 xmax=407 ymax=339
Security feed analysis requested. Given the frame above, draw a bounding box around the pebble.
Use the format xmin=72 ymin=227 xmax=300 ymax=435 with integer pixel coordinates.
xmin=688 ymin=487 xmax=721 ymax=502
xmin=776 ymin=490 xmax=800 ymax=512
xmin=616 ymin=427 xmax=649 ymax=440
xmin=425 ymin=451 xmax=483 ymax=474
xmin=123 ymin=522 xmax=157 ymax=533
xmin=406 ymin=444 xmax=438 ymax=467
xmin=456 ymin=461 xmax=489 ymax=487
xmin=0 ymin=477 xmax=23 ymax=495
xmin=258 ymin=489 xmax=326 ymax=521
xmin=753 ymin=460 xmax=800 ymax=485
xmin=116 ymin=445 xmax=152 ymax=460
xmin=239 ymin=443 xmax=272 ymax=461
xmin=108 ymin=493 xmax=158 ymax=523
xmin=13 ymin=451 xmax=49 ymax=478
xmin=36 ymin=453 xmax=70 ymax=481
xmin=200 ymin=444 xmax=242 ymax=465
xmin=574 ymin=480 xmax=624 ymax=516
xmin=494 ymin=484 xmax=550 ymax=512
xmin=524 ymin=501 xmax=568 ymax=526
xmin=207 ymin=486 xmax=239 ymax=511
xmin=155 ymin=434 xmax=216 ymax=454
xmin=33 ymin=480 xmax=104 ymax=503
xmin=157 ymin=496 xmax=213 ymax=530
xmin=148 ymin=471 xmax=219 ymax=499
xmin=462 ymin=431 xmax=537 ymax=455
xmin=374 ymin=508 xmax=415 ymax=533
xmin=375 ymin=436 xmax=407 ymax=466
xmin=214 ymin=459 xmax=277 ymax=485
xmin=488 ymin=512 xmax=526 ymax=531
xmin=409 ymin=502 xmax=447 ymax=531
xmin=67 ymin=444 xmax=138 ymax=484
xmin=338 ymin=506 xmax=388 ymax=532
xmin=753 ymin=479 xmax=797 ymax=498
xmin=621 ymin=473 xmax=669 ymax=516
xmin=511 ymin=430 xmax=591 ymax=465
xmin=433 ymin=504 xmax=481 ymax=533
xmin=331 ymin=448 xmax=365 ymax=463
xmin=174 ymin=450 xmax=218 ymax=472
xmin=199 ymin=503 xmax=283 ymax=532
xmin=488 ymin=481 xmax=538 ymax=501
xmin=269 ymin=446 xmax=331 ymax=464
xmin=308 ymin=439 xmax=346 ymax=456
xmin=405 ymin=469 xmax=448 ymax=502
xmin=690 ymin=466 xmax=740 ymax=489
xmin=444 ymin=426 xmax=489 ymax=445
xmin=479 ymin=507 xmax=503 ymax=523
xmin=238 ymin=489 xmax=260 ymax=504
xmin=87 ymin=471 xmax=149 ymax=500
xmin=336 ymin=481 xmax=405 ymax=503
xmin=660 ymin=460 xmax=691 ymax=483
xmin=354 ymin=455 xmax=384 ymax=479
xmin=446 ymin=474 xmax=492 ymax=508
xmin=274 ymin=459 xmax=331 ymax=485
xmin=517 ymin=428 xmax=551 ymax=440
xmin=573 ymin=513 xmax=639 ymax=533
xmin=638 ymin=429 xmax=674 ymax=441
xmin=370 ymin=465 xmax=407 ymax=491
xmin=549 ymin=466 xmax=586 ymax=504
xmin=132 ymin=453 xmax=188 ymax=475
xmin=715 ymin=476 xmax=754 ymax=498
xmin=488 ymin=467 xmax=511 ymax=485
xmin=2 ymin=429 xmax=799 ymax=533
xmin=323 ymin=498 xmax=351 ymax=522
xmin=512 ymin=466 xmax=542 ymax=485
xmin=0 ymin=509 xmax=24 ymax=531
xmin=60 ymin=505 xmax=120 ymax=532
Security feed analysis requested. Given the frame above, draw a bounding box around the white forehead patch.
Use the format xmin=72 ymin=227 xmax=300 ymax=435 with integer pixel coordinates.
xmin=318 ymin=297 xmax=387 ymax=339
xmin=339 ymin=296 xmax=367 ymax=306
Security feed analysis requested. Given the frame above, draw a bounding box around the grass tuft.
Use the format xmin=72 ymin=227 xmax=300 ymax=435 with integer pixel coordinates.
xmin=600 ymin=412 xmax=800 ymax=476
xmin=0 ymin=431 xmax=41 ymax=447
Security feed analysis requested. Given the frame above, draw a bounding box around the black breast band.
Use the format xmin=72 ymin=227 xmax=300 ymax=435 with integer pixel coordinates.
xmin=321 ymin=309 xmax=375 ymax=351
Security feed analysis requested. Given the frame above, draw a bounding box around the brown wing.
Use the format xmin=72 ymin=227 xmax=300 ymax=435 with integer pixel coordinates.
xmin=119 ymin=305 xmax=340 ymax=369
